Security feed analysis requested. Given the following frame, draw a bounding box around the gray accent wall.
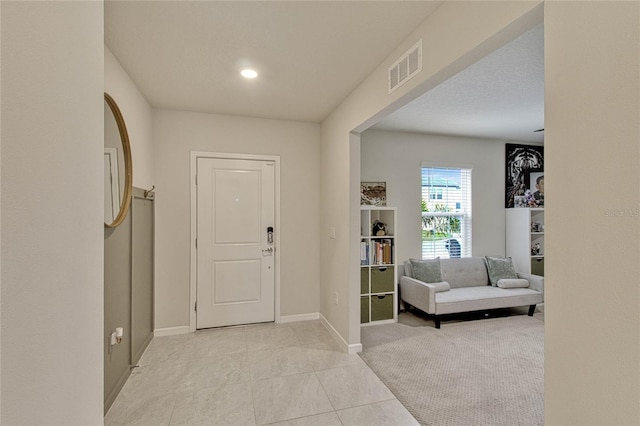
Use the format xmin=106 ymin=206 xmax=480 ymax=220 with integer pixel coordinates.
xmin=104 ymin=188 xmax=154 ymax=414
xmin=131 ymin=189 xmax=154 ymax=365
xmin=104 ymin=203 xmax=132 ymax=412
xmin=103 ymin=45 xmax=155 ymax=415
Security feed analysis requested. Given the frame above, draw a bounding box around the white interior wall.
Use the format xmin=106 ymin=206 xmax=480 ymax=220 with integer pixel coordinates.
xmin=153 ymin=109 xmax=321 ymax=330
xmin=544 ymin=2 xmax=639 ymax=424
xmin=105 ymin=46 xmax=154 ymax=189
xmin=320 ymin=1 xmax=543 ymax=347
xmin=0 ymin=1 xmax=636 ymax=423
xmin=0 ymin=2 xmax=104 ymax=424
xmin=361 ymin=130 xmax=510 ymax=262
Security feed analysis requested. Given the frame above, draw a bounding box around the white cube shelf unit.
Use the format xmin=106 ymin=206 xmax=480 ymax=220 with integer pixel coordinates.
xmin=360 ymin=206 xmax=397 ymax=325
xmin=506 ymin=207 xmax=544 ymax=276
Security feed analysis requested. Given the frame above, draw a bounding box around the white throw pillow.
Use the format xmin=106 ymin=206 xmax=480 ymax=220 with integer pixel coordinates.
xmin=497 ymin=278 xmax=530 ymax=289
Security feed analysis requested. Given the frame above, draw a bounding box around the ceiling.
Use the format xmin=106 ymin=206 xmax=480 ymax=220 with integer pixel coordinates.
xmin=105 ymin=1 xmax=442 ymax=123
xmin=105 ymin=1 xmax=543 ymax=143
xmin=372 ymin=23 xmax=544 ymax=143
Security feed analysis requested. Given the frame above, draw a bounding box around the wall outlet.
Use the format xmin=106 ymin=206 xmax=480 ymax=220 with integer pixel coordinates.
xmin=329 ymin=227 xmax=336 ymax=239
xmin=334 ymin=291 xmax=339 ymax=305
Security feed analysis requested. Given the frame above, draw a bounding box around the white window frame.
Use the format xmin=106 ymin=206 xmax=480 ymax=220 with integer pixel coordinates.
xmin=421 ymin=164 xmax=472 ymax=259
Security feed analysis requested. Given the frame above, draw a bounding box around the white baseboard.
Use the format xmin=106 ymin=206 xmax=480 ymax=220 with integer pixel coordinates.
xmin=153 ymin=317 xmax=363 ymax=353
xmin=155 ymin=314 xmax=320 ymax=335
xmin=154 ymin=326 xmax=190 ymax=337
xmin=278 ymin=312 xmax=320 ymax=323
xmin=319 ymin=313 xmax=362 ymax=354
xmin=349 ymin=343 xmax=363 ymax=354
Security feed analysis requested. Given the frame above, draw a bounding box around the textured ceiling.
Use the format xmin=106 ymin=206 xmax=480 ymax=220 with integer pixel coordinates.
xmin=105 ymin=1 xmax=442 ymax=123
xmin=372 ymin=23 xmax=545 ymax=143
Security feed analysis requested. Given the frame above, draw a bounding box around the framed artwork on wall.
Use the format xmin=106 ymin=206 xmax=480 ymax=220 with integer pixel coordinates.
xmin=505 ymin=144 xmax=544 ymax=208
xmin=361 ymin=182 xmax=387 ymax=206
xmin=527 ymin=169 xmax=544 ymax=207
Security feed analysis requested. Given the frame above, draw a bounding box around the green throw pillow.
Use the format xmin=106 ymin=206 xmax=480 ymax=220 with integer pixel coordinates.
xmin=485 ymin=256 xmax=518 ymax=286
xmin=410 ymin=258 xmax=442 ymax=283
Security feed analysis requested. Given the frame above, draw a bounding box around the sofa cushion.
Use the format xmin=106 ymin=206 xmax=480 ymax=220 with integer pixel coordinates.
xmin=410 ymin=258 xmax=442 ymax=283
xmin=497 ymin=278 xmax=530 ymax=288
xmin=432 ymin=281 xmax=451 ymax=292
xmin=485 ymin=256 xmax=518 ymax=286
xmin=403 ymin=260 xmax=413 ymax=278
xmin=434 ymin=286 xmax=543 ymax=315
xmin=440 ymin=257 xmax=489 ymax=288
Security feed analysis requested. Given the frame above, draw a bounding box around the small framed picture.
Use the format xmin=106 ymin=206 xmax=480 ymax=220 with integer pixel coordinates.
xmin=361 ymin=182 xmax=387 ymax=206
xmin=527 ymin=169 xmax=544 ymax=206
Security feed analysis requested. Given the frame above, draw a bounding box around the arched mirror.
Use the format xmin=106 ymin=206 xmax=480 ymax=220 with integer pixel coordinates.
xmin=104 ymin=93 xmax=133 ymax=228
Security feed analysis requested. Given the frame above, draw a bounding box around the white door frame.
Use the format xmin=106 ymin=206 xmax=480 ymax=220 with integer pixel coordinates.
xmin=190 ymin=151 xmax=281 ymax=332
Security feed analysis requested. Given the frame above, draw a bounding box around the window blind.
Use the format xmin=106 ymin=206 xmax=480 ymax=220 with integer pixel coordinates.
xmin=421 ymin=166 xmax=472 ymax=259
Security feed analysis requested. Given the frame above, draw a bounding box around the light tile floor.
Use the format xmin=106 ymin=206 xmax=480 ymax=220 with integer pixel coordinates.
xmin=105 ymin=320 xmax=418 ymax=426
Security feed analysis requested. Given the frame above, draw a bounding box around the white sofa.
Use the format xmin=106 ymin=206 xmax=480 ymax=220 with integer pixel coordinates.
xmin=399 ymin=257 xmax=544 ymax=328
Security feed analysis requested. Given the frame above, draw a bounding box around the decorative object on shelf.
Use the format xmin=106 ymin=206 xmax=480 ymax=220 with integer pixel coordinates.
xmin=531 ymin=222 xmax=543 ymax=232
xmin=372 ymin=220 xmax=387 ymax=236
xmin=531 ymin=242 xmax=541 ymax=255
xmin=514 ymin=191 xmax=534 ymax=208
xmin=361 ymin=182 xmax=387 ymax=206
xmin=505 ymin=144 xmax=544 ymax=208
xmin=515 ymin=188 xmax=540 ymax=208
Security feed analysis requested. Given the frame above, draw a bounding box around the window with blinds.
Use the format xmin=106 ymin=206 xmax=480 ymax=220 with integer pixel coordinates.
xmin=421 ymin=166 xmax=472 ymax=259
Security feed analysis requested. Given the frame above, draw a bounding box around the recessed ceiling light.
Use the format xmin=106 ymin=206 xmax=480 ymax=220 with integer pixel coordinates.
xmin=241 ymin=69 xmax=258 ymax=79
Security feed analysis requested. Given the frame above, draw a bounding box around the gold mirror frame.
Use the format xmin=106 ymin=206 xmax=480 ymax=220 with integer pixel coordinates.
xmin=104 ymin=92 xmax=133 ymax=228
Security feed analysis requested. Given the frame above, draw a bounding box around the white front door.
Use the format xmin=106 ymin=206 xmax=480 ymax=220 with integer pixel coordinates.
xmin=196 ymin=157 xmax=275 ymax=329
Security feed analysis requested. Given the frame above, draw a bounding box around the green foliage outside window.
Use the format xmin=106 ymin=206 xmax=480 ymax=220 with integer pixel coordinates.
xmin=421 ymin=202 xmax=461 ymax=241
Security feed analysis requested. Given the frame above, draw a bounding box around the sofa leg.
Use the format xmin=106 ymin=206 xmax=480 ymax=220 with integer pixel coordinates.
xmin=434 ymin=317 xmax=441 ymax=329
xmin=528 ymin=305 xmax=536 ymax=316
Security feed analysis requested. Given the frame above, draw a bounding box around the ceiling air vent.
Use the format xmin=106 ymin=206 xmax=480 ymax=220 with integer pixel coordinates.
xmin=388 ymin=39 xmax=422 ymax=94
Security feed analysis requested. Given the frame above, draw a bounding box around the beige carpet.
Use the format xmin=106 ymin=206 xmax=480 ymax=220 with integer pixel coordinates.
xmin=360 ymin=310 xmax=544 ymax=426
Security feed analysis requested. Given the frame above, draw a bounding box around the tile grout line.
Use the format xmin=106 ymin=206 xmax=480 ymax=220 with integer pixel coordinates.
xmin=240 ymin=326 xmax=260 ymax=426
xmin=110 ymin=320 xmax=378 ymax=425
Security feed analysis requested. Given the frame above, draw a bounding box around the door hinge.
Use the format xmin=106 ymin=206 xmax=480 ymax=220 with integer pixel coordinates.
xmin=195 ymin=238 xmax=197 ymax=249
xmin=195 ymin=301 xmax=197 ymax=313
xmin=195 ymin=174 xmax=198 ymax=185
